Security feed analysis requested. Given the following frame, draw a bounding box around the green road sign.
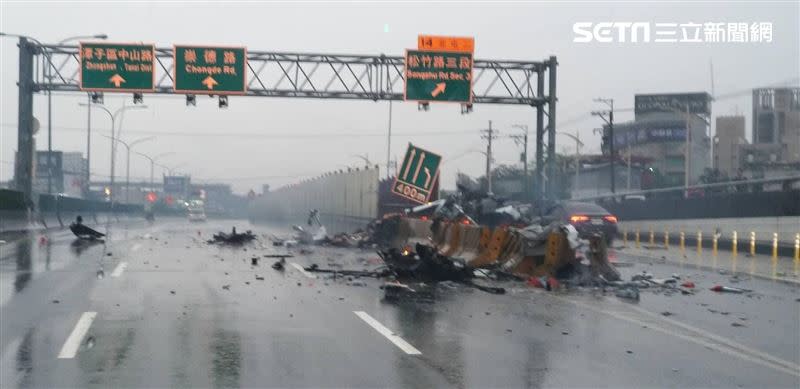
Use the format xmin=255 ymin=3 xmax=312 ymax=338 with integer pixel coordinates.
xmin=80 ymin=42 xmax=155 ymax=92
xmin=404 ymin=49 xmax=473 ymax=103
xmin=174 ymin=45 xmax=247 ymax=94
xmin=392 ymin=143 xmax=442 ymax=204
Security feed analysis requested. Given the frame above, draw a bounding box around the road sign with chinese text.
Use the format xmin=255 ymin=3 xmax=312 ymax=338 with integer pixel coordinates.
xmin=418 ymin=35 xmax=474 ymax=53
xmin=392 ymin=143 xmax=442 ymax=204
xmin=80 ymin=42 xmax=155 ymax=92
xmin=404 ymin=49 xmax=473 ymax=103
xmin=174 ymin=45 xmax=247 ymax=94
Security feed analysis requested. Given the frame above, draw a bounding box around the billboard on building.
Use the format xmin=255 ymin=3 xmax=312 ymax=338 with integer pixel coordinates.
xmin=635 ymin=92 xmax=711 ymax=116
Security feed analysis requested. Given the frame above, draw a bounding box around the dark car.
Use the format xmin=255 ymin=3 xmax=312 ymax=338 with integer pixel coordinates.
xmin=541 ymin=201 xmax=618 ymax=243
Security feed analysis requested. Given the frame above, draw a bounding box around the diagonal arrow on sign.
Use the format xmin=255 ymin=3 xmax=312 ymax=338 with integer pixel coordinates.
xmin=109 ymin=74 xmax=126 ymax=88
xmin=431 ymin=82 xmax=446 ymax=97
xmin=202 ymin=76 xmax=219 ymax=90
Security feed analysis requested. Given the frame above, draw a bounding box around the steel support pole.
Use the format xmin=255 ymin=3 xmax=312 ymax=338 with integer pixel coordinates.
xmin=47 ymin=78 xmax=52 ymax=194
xmin=15 ymin=38 xmax=35 ymax=208
xmin=523 ymin=131 xmax=528 ymax=200
xmin=125 ymin=146 xmax=131 ymax=204
xmin=546 ymin=56 xmax=558 ymax=199
xmin=535 ymin=71 xmax=545 ymax=201
xmin=610 ymin=104 xmax=615 ymax=194
xmin=684 ymin=101 xmax=691 ymax=197
xmin=109 ymin=116 xmax=116 ymax=205
xmin=486 ymin=128 xmax=491 ymax=195
xmin=86 ymin=93 xmax=91 ymax=197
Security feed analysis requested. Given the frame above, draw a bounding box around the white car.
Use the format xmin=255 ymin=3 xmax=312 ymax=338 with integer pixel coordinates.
xmin=188 ymin=210 xmax=207 ymax=222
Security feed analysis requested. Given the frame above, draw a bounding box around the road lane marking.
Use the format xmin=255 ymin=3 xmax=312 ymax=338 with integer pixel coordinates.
xmin=552 ymin=295 xmax=799 ymax=378
xmin=627 ymin=304 xmax=800 ymax=374
xmin=354 ymin=311 xmax=421 ymax=355
xmin=57 ymin=312 xmax=97 ymax=359
xmin=131 ymin=243 xmax=142 ymax=252
xmin=110 ymin=262 xmax=127 ymax=278
xmin=290 ymin=262 xmax=317 ymax=279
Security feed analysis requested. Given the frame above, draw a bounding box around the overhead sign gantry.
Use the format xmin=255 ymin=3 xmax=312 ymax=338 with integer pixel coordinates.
xmin=12 ymin=35 xmax=558 ymax=209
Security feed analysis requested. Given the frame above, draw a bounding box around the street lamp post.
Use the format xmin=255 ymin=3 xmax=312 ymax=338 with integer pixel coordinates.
xmin=79 ymin=103 xmax=147 ymax=204
xmin=136 ymin=152 xmax=175 ymax=190
xmin=102 ymin=136 xmax=154 ymax=203
xmin=556 ymin=131 xmax=584 ymax=197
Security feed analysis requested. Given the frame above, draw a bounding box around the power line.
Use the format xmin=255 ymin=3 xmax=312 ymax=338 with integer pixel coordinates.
xmin=0 ymin=123 xmax=480 ymax=139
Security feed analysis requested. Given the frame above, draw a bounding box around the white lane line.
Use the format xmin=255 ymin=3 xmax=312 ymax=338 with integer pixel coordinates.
xmin=290 ymin=262 xmax=317 ymax=279
xmin=131 ymin=243 xmax=142 ymax=252
xmin=553 ymin=295 xmax=800 ymax=378
xmin=110 ymin=262 xmax=128 ymax=278
xmin=57 ymin=312 xmax=97 ymax=359
xmin=354 ymin=311 xmax=421 ymax=355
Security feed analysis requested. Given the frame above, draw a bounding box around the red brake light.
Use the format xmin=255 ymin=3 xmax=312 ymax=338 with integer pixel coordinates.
xmin=420 ymin=216 xmax=428 ymax=221
xmin=604 ymin=215 xmax=618 ymax=223
xmin=569 ymin=215 xmax=590 ymax=223
xmin=460 ymin=218 xmax=471 ymax=225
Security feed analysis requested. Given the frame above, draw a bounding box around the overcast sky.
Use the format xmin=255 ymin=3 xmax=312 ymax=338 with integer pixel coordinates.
xmin=1 ymin=0 xmax=798 ymax=193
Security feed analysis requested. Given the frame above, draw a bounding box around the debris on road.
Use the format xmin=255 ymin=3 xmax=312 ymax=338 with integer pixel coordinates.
xmin=710 ymin=285 xmax=751 ymax=293
xmin=207 ymin=227 xmax=257 ymax=245
xmin=69 ymin=216 xmax=105 ymax=240
xmin=615 ymin=287 xmax=640 ymax=301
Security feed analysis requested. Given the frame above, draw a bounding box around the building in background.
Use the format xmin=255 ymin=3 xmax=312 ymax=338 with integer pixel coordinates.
xmin=741 ymin=87 xmax=800 ymax=178
xmin=713 ymin=116 xmax=747 ymax=177
xmin=32 ymin=151 xmax=87 ymax=198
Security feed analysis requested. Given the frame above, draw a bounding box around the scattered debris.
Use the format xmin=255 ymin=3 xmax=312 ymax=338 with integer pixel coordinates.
xmin=731 ymin=322 xmax=746 ymax=327
xmin=661 ymin=311 xmax=674 ymax=317
xmin=710 ymin=285 xmax=751 ymax=293
xmin=207 ymin=227 xmax=257 ymax=245
xmin=170 ymin=290 xmax=176 ymax=295
xmin=69 ymin=216 xmax=105 ymax=240
xmin=615 ymin=287 xmax=640 ymax=301
xmin=222 ymin=285 xmax=231 ymax=290
xmin=681 ymin=281 xmax=696 ymax=288
xmin=255 ymin=276 xmax=265 ymax=281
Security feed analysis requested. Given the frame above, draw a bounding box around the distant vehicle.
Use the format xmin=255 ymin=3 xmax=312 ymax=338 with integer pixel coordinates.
xmin=623 ymin=194 xmax=646 ymax=201
xmin=187 ymin=199 xmax=207 ymax=222
xmin=541 ymin=201 xmax=618 ymax=244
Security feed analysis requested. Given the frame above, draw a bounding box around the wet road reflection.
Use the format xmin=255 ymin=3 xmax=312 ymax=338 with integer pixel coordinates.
xmin=393 ymin=289 xmax=466 ymax=388
xmin=14 ymin=238 xmax=32 ymax=293
xmin=15 ymin=327 xmax=34 ymax=388
xmin=210 ymin=329 xmax=241 ymax=388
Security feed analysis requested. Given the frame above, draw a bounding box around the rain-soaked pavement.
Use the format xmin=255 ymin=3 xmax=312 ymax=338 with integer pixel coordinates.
xmin=1 ymin=218 xmax=798 ymax=388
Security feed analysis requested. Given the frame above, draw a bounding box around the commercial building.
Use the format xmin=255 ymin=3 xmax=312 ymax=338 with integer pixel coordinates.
xmin=739 ymin=87 xmax=800 ymax=178
xmin=600 ymin=92 xmax=712 ymax=189
xmin=713 ymin=116 xmax=747 ymax=177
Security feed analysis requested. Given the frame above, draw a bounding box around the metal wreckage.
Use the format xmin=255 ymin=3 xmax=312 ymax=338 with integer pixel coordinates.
xmin=273 ymin=189 xmax=623 ymax=300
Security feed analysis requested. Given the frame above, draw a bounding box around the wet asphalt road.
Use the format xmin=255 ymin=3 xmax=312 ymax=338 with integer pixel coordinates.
xmin=1 ymin=218 xmax=798 ymax=388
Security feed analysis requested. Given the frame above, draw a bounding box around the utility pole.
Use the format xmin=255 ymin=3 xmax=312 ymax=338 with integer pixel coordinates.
xmin=509 ymin=124 xmax=529 ymax=199
xmin=684 ymin=100 xmax=691 ymax=197
xmin=480 ymin=120 xmax=497 ymax=194
xmin=592 ymin=98 xmax=615 ymax=195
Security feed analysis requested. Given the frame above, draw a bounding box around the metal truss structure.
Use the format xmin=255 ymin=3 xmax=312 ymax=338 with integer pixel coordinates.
xmin=34 ymin=44 xmax=550 ymax=105
xmin=12 ymin=39 xmax=558 ymax=206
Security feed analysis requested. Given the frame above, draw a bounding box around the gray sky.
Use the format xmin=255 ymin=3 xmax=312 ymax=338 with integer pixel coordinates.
xmin=1 ymin=1 xmax=798 ymax=193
